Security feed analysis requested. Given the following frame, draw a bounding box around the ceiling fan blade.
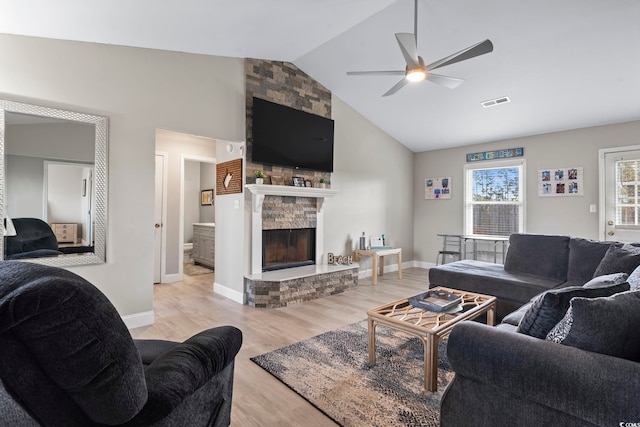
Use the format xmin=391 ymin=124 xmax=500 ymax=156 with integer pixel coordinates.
xmin=395 ymin=33 xmax=420 ymax=69
xmin=382 ymin=78 xmax=410 ymax=97
xmin=346 ymin=70 xmax=405 ymax=76
xmin=427 ymin=73 xmax=464 ymax=89
xmin=427 ymin=39 xmax=494 ymax=71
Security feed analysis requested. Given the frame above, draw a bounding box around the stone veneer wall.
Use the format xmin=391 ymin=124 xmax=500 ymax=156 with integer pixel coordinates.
xmin=245 ymin=267 xmax=359 ymax=308
xmin=245 ymin=58 xmax=332 ymax=187
xmin=262 ymin=196 xmax=317 ymax=230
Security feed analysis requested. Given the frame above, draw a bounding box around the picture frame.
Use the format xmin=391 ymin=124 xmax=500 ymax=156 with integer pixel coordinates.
xmin=292 ymin=176 xmax=305 ymax=187
xmin=271 ymin=175 xmax=284 ymax=186
xmin=305 ymin=179 xmax=312 ymax=188
xmin=200 ymin=189 xmax=213 ymax=205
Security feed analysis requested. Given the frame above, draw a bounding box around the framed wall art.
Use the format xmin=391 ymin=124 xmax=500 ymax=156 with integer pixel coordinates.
xmin=216 ymin=158 xmax=243 ymax=195
xmin=425 ymin=177 xmax=451 ymax=199
xmin=538 ymin=167 xmax=583 ymax=197
xmin=200 ymin=189 xmax=213 ymax=205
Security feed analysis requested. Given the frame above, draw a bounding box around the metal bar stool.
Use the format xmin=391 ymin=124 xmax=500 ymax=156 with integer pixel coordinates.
xmin=436 ymin=234 xmax=463 ymax=265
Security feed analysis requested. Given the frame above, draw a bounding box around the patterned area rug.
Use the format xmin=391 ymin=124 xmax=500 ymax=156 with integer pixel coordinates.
xmin=251 ymin=320 xmax=452 ymax=427
xmin=183 ymin=263 xmax=213 ymax=276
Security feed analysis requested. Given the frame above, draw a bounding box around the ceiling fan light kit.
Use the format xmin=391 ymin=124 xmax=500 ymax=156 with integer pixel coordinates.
xmin=406 ymin=68 xmax=426 ymax=82
xmin=347 ymin=0 xmax=493 ymax=96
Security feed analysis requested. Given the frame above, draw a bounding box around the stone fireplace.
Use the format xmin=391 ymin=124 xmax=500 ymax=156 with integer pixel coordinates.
xmin=244 ymin=184 xmax=359 ymax=307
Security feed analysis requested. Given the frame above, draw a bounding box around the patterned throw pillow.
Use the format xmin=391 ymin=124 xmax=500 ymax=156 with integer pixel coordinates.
xmin=516 ymin=281 xmax=630 ymax=339
xmin=627 ymin=265 xmax=640 ymax=291
xmin=546 ymin=306 xmax=574 ymax=343
xmin=545 ymin=291 xmax=640 ymax=362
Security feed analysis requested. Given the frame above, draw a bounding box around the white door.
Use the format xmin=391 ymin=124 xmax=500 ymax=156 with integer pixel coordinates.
xmin=154 ymin=154 xmax=166 ymax=283
xmin=602 ymin=148 xmax=640 ymax=242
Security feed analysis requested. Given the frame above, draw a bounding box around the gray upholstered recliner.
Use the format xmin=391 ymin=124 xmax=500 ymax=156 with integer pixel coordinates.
xmin=0 ymin=261 xmax=242 ymax=426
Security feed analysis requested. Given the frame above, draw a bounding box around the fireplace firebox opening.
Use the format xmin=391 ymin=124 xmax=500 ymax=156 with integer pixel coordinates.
xmin=262 ymin=228 xmax=316 ymax=272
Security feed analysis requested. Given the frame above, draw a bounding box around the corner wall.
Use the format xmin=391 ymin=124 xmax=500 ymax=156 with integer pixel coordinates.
xmin=413 ymin=120 xmax=640 ymax=265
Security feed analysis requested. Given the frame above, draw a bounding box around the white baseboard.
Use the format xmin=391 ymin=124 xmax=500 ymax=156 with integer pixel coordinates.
xmin=414 ymin=260 xmax=436 ymax=269
xmin=214 ymin=282 xmax=245 ymax=304
xmin=123 ymin=310 xmax=154 ymax=329
xmin=161 ymin=273 xmax=182 ymax=283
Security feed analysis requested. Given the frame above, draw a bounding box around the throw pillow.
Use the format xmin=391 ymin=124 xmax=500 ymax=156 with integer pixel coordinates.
xmin=566 ymin=238 xmax=613 ymax=283
xmin=627 ymin=265 xmax=640 ymax=291
xmin=582 ymin=272 xmax=628 ymax=288
xmin=545 ymin=291 xmax=640 ymax=362
xmin=516 ymin=281 xmax=630 ymax=339
xmin=593 ymin=244 xmax=640 ymax=278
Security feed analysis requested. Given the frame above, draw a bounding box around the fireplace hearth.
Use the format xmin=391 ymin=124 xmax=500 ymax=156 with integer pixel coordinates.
xmin=263 ymin=228 xmax=316 ymax=272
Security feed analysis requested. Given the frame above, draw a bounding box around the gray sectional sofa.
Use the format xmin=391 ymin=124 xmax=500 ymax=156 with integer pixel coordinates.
xmin=429 ymin=233 xmax=640 ymax=427
xmin=429 ymin=233 xmax=614 ymax=319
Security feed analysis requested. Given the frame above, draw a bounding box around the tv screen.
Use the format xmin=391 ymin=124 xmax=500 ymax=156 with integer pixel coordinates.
xmin=252 ymin=97 xmax=334 ymax=172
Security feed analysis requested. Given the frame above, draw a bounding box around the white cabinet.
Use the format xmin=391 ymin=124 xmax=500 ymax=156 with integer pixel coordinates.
xmin=192 ymin=223 xmax=215 ymax=268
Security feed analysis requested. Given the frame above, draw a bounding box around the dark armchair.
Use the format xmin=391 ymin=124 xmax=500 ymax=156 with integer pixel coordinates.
xmin=5 ymin=218 xmax=95 ymax=259
xmin=4 ymin=218 xmax=62 ymax=259
xmin=0 ymin=261 xmax=242 ymax=426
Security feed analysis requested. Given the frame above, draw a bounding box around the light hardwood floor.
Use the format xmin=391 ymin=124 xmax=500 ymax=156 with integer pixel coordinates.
xmin=130 ymin=267 xmax=430 ymax=427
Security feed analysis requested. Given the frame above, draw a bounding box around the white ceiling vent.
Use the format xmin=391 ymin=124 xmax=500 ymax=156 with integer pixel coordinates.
xmin=481 ymin=96 xmax=511 ymax=108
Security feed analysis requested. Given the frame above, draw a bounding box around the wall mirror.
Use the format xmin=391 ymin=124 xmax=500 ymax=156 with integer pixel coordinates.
xmin=0 ymin=99 xmax=108 ymax=266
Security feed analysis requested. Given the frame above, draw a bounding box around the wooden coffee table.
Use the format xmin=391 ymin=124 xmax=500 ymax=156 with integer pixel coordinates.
xmin=367 ymin=287 xmax=496 ymax=391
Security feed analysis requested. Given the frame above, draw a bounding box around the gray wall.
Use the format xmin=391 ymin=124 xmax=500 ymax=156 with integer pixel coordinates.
xmin=1 ymin=33 xmax=245 ymax=318
xmin=413 ymin=120 xmax=640 ymax=265
xmin=325 ymin=95 xmax=415 ymax=268
xmin=199 ymin=163 xmax=215 ymax=223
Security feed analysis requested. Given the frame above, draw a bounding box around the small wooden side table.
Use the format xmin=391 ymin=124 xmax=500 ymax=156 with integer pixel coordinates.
xmin=355 ymin=248 xmax=402 ymax=285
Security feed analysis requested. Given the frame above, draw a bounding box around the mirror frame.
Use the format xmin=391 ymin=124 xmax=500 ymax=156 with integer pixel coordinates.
xmin=0 ymin=99 xmax=108 ymax=266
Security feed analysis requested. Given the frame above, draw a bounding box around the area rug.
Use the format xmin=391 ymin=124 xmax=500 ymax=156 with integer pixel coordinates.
xmin=183 ymin=263 xmax=213 ymax=276
xmin=250 ymin=320 xmax=452 ymax=427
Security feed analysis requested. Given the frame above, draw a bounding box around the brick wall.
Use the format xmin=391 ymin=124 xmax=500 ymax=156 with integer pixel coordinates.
xmin=245 ymin=58 xmax=332 ymax=186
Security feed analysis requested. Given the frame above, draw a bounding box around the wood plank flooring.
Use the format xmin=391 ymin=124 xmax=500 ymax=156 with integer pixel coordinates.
xmin=130 ymin=267 xmax=430 ymax=427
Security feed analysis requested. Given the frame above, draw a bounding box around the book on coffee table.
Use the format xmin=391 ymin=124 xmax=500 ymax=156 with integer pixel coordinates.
xmin=408 ymin=289 xmax=462 ymax=312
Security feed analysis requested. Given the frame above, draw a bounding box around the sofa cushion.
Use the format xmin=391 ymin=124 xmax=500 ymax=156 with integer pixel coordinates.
xmin=516 ymin=279 xmax=630 ymax=339
xmin=566 ymin=238 xmax=613 ymax=283
xmin=546 ymin=291 xmax=640 ymax=362
xmin=429 ymin=259 xmax=564 ymax=319
xmin=593 ymin=243 xmax=640 ymax=277
xmin=504 ymin=234 xmax=570 ymax=281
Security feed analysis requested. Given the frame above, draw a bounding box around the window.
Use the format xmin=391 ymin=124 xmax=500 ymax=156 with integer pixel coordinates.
xmin=615 ymin=159 xmax=640 ymax=228
xmin=464 ymin=160 xmax=525 ymax=237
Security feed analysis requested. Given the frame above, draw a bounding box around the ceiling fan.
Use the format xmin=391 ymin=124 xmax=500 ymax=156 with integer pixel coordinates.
xmin=346 ymin=0 xmax=493 ymax=97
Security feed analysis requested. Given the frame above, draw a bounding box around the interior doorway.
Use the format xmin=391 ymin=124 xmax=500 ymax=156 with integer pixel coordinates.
xmin=180 ymin=155 xmax=216 ymax=277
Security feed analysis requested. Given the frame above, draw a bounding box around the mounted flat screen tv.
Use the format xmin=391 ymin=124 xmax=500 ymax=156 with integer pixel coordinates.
xmin=252 ymin=97 xmax=334 ymax=172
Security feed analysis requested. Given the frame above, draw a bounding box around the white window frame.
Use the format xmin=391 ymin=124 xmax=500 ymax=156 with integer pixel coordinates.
xmin=464 ymin=159 xmax=526 ymax=237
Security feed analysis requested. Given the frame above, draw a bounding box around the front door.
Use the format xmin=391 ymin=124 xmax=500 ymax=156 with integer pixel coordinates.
xmin=602 ymin=148 xmax=640 ymax=242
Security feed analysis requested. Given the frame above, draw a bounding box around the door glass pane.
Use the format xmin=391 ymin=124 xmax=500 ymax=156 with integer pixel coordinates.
xmin=616 ymin=160 xmax=640 ymax=226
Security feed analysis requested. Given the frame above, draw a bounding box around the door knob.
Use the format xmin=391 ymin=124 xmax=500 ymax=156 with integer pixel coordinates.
xmin=155 ymin=223 xmax=161 ymax=228
xmin=607 ymin=220 xmax=614 ymax=226
xmin=607 ymin=230 xmax=615 ymax=236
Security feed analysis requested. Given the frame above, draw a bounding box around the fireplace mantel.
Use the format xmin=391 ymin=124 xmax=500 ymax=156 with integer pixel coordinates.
xmin=245 ymin=184 xmax=338 ymax=214
xmin=246 ymin=184 xmax=339 ymax=275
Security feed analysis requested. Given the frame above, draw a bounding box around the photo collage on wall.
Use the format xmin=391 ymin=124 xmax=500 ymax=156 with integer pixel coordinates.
xmin=425 ymin=177 xmax=451 ymax=199
xmin=538 ymin=167 xmax=583 ymax=197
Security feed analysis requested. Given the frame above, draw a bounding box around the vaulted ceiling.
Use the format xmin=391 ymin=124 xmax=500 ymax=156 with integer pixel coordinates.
xmin=1 ymin=0 xmax=638 ymax=152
